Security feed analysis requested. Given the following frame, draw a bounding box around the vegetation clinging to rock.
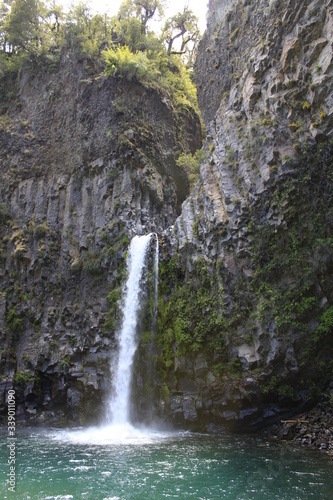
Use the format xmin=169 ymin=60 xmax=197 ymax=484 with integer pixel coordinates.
xmin=0 ymin=0 xmax=201 ymax=115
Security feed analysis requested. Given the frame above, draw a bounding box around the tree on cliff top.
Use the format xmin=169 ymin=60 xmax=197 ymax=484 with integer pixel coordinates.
xmin=162 ymin=7 xmax=200 ymax=64
xmin=2 ymin=0 xmax=41 ymax=52
xmin=0 ymin=0 xmax=202 ymax=116
xmin=118 ymin=0 xmax=165 ymax=32
xmin=0 ymin=0 xmax=66 ymax=56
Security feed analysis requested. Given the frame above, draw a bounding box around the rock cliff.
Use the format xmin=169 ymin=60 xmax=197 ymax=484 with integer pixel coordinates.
xmin=1 ymin=0 xmax=333 ymax=432
xmin=0 ymin=55 xmax=202 ymax=425
xmin=158 ymin=0 xmax=333 ymax=430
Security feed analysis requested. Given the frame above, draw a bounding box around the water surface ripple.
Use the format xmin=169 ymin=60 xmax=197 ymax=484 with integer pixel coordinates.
xmin=1 ymin=428 xmax=332 ymax=499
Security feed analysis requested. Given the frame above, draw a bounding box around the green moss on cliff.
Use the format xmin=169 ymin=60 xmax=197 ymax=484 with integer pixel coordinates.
xmin=158 ymin=141 xmax=333 ymax=401
xmin=157 ymin=252 xmax=228 ymax=383
xmin=5 ymin=305 xmax=25 ymax=336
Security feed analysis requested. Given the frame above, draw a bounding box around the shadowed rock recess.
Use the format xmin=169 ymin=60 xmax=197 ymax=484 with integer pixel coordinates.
xmin=1 ymin=0 xmax=333 ymax=432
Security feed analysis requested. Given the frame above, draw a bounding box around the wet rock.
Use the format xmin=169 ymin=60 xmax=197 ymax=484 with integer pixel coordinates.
xmin=236 ymin=344 xmax=261 ymax=371
xmin=162 ymin=0 xmax=333 ymax=432
xmin=266 ymin=390 xmax=333 ymax=457
xmin=182 ymin=396 xmax=197 ymax=422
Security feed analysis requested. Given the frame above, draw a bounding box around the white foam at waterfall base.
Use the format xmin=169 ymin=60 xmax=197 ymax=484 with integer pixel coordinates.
xmin=54 ymin=423 xmax=176 ymax=446
xmin=54 ymin=234 xmax=173 ymax=446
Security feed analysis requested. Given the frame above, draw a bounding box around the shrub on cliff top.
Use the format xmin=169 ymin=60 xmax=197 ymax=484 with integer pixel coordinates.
xmin=103 ymin=45 xmax=159 ymax=82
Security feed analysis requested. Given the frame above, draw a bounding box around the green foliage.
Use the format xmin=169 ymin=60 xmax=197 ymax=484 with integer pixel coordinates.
xmin=103 ymin=238 xmax=128 ymax=333
xmin=80 ymin=13 xmax=109 ymax=59
xmin=212 ymin=362 xmax=226 ymax=377
xmin=176 ymin=149 xmax=207 ymax=187
xmin=157 ymin=140 xmax=333 ymax=399
xmin=0 ymin=113 xmax=11 ymax=129
xmin=230 ymin=356 xmax=242 ymax=373
xmin=106 ymin=287 xmax=122 ymax=330
xmin=162 ymin=6 xmax=200 ymax=61
xmin=13 ymin=370 xmax=34 ymax=385
xmin=111 ymin=16 xmax=147 ymax=52
xmin=250 ymin=143 xmax=333 ymax=336
xmin=102 ymin=4 xmax=202 ymax=123
xmin=261 ymin=375 xmax=294 ymax=399
xmin=158 ymin=256 xmax=227 ymax=374
xmin=223 ymin=145 xmax=239 ymax=170
xmin=0 ymin=248 xmax=6 ymax=263
xmin=0 ymin=0 xmax=203 ymax=142
xmin=59 ymin=355 xmax=70 ymax=370
xmin=6 ymin=306 xmax=24 ymax=335
xmin=102 ymin=45 xmax=200 ymax=117
xmin=3 ymin=0 xmax=40 ymax=51
xmin=0 ymin=0 xmax=63 ymax=99
xmin=81 ymin=252 xmax=103 ymax=276
xmin=103 ymin=45 xmax=158 ymax=82
xmin=0 ymin=51 xmax=27 ymax=102
xmin=106 ymin=288 xmax=121 ymax=306
xmin=247 ymin=141 xmax=333 ymax=391
xmin=0 ymin=201 xmax=11 ymax=223
xmin=70 ymin=257 xmax=82 ymax=273
xmin=312 ymin=306 xmax=333 ymax=343
xmin=118 ymin=0 xmax=165 ymax=30
xmin=34 ymin=222 xmax=50 ymax=240
xmin=64 ymin=2 xmax=93 ymax=52
xmin=157 ymin=54 xmax=200 ymax=112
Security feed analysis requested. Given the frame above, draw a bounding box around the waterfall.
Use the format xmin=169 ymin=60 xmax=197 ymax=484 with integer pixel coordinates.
xmin=153 ymin=233 xmax=159 ymax=332
xmin=108 ymin=233 xmax=154 ymax=425
xmin=60 ymin=232 xmax=170 ymax=444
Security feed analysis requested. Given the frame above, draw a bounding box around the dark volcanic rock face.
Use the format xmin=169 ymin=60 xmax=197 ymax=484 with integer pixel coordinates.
xmin=0 ymin=56 xmax=202 ymax=426
xmin=156 ymin=0 xmax=333 ymax=431
xmin=1 ymin=0 xmax=333 ymax=432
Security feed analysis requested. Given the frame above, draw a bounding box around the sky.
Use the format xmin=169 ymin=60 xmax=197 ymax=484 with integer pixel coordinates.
xmin=60 ymin=0 xmax=209 ymax=33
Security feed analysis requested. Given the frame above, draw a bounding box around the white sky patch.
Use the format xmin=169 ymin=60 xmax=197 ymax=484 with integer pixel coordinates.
xmin=59 ymin=0 xmax=208 ymax=33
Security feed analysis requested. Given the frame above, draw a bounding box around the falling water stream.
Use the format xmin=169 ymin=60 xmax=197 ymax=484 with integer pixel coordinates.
xmin=53 ymin=233 xmax=163 ymax=445
xmin=107 ymin=233 xmax=154 ymax=425
xmin=153 ymin=233 xmax=159 ymax=331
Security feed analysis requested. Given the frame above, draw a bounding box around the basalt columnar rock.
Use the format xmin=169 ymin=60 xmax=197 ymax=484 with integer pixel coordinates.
xmin=158 ymin=0 xmax=333 ymax=430
xmin=0 ymin=55 xmax=202 ymax=425
xmin=1 ymin=0 xmax=333 ymax=432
